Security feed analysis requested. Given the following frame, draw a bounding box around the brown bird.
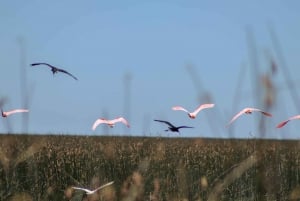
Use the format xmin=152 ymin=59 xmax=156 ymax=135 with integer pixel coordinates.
xmin=276 ymin=115 xmax=300 ymax=128
xmin=31 ymin=62 xmax=78 ymax=80
xmin=172 ymin=103 xmax=215 ymax=119
xmin=92 ymin=117 xmax=130 ymax=130
xmin=1 ymin=109 xmax=29 ymax=117
xmin=227 ymin=107 xmax=272 ymax=126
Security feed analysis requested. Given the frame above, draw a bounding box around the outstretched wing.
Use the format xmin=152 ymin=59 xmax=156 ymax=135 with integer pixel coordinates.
xmin=6 ymin=109 xmax=29 ymax=116
xmin=72 ymin=187 xmax=93 ymax=194
xmin=154 ymin=119 xmax=176 ymax=128
xmin=277 ymin=115 xmax=300 ymax=128
xmin=227 ymin=109 xmax=247 ymax=126
xmin=248 ymin=107 xmax=272 ymax=117
xmin=31 ymin=63 xmax=56 ymax=68
xmin=92 ymin=118 xmax=108 ymax=130
xmin=94 ymin=181 xmax=114 ymax=192
xmin=177 ymin=126 xmax=194 ymax=129
xmin=172 ymin=106 xmax=189 ymax=113
xmin=111 ymin=117 xmax=130 ymax=127
xmin=56 ymin=68 xmax=78 ymax=80
xmin=191 ymin=103 xmax=215 ymax=116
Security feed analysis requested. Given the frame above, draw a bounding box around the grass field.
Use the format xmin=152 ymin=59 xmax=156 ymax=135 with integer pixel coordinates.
xmin=0 ymin=134 xmax=300 ymax=201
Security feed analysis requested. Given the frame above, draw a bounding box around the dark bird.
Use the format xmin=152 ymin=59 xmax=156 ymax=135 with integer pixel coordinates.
xmin=31 ymin=62 xmax=78 ymax=80
xmin=154 ymin=119 xmax=193 ymax=133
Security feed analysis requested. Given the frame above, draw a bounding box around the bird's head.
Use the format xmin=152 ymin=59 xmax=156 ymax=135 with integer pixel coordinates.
xmin=245 ymin=110 xmax=252 ymax=114
xmin=1 ymin=109 xmax=6 ymax=117
xmin=188 ymin=114 xmax=196 ymax=119
xmin=108 ymin=124 xmax=115 ymax=128
xmin=51 ymin=68 xmax=58 ymax=74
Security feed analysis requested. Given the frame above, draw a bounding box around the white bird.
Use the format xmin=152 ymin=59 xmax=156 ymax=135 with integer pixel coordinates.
xmin=172 ymin=103 xmax=215 ymax=119
xmin=92 ymin=117 xmax=130 ymax=130
xmin=1 ymin=109 xmax=29 ymax=118
xmin=276 ymin=115 xmax=300 ymax=128
xmin=72 ymin=181 xmax=114 ymax=195
xmin=227 ymin=107 xmax=272 ymax=126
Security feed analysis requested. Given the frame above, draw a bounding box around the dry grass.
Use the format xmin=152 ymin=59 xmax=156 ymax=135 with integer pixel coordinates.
xmin=0 ymin=134 xmax=300 ymax=201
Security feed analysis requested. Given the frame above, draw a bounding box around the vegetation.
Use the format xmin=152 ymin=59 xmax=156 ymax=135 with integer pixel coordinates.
xmin=0 ymin=134 xmax=300 ymax=201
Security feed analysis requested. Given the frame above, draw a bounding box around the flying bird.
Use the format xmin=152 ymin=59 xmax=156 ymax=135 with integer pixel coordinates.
xmin=227 ymin=107 xmax=272 ymax=126
xmin=276 ymin=115 xmax=300 ymax=128
xmin=172 ymin=103 xmax=215 ymax=119
xmin=31 ymin=62 xmax=78 ymax=80
xmin=1 ymin=109 xmax=29 ymax=117
xmin=92 ymin=117 xmax=130 ymax=130
xmin=154 ymin=119 xmax=193 ymax=133
xmin=72 ymin=181 xmax=114 ymax=195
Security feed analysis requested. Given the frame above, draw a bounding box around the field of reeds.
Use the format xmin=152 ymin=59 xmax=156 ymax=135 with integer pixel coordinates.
xmin=0 ymin=134 xmax=300 ymax=201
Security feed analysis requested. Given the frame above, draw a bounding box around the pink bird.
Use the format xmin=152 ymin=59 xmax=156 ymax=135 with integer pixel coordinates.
xmin=1 ymin=109 xmax=29 ymax=117
xmin=276 ymin=115 xmax=300 ymax=128
xmin=172 ymin=103 xmax=215 ymax=119
xmin=92 ymin=117 xmax=130 ymax=130
xmin=227 ymin=107 xmax=272 ymax=126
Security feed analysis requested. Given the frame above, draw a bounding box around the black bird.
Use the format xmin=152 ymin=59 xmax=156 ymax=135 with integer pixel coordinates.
xmin=31 ymin=62 xmax=78 ymax=80
xmin=154 ymin=119 xmax=193 ymax=133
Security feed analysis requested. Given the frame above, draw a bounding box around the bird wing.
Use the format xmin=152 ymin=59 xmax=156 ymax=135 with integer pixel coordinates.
xmin=5 ymin=109 xmax=29 ymax=116
xmin=92 ymin=118 xmax=108 ymax=130
xmin=111 ymin=117 xmax=130 ymax=127
xmin=72 ymin=187 xmax=93 ymax=194
xmin=227 ymin=109 xmax=247 ymax=126
xmin=177 ymin=126 xmax=194 ymax=129
xmin=191 ymin=103 xmax=215 ymax=116
xmin=93 ymin=181 xmax=114 ymax=192
xmin=246 ymin=107 xmax=272 ymax=117
xmin=276 ymin=120 xmax=290 ymax=128
xmin=172 ymin=106 xmax=189 ymax=113
xmin=31 ymin=63 xmax=55 ymax=68
xmin=154 ymin=119 xmax=176 ymax=128
xmin=277 ymin=115 xmax=300 ymax=128
xmin=56 ymin=68 xmax=78 ymax=80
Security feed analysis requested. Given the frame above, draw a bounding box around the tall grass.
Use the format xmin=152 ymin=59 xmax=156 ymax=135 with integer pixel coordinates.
xmin=0 ymin=135 xmax=300 ymax=200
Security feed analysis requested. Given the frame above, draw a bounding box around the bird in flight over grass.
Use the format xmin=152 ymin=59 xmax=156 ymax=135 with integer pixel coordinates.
xmin=154 ymin=119 xmax=193 ymax=133
xmin=227 ymin=107 xmax=272 ymax=126
xmin=72 ymin=181 xmax=114 ymax=195
xmin=92 ymin=117 xmax=130 ymax=130
xmin=172 ymin=103 xmax=215 ymax=119
xmin=276 ymin=115 xmax=300 ymax=128
xmin=31 ymin=62 xmax=78 ymax=80
xmin=1 ymin=108 xmax=29 ymax=117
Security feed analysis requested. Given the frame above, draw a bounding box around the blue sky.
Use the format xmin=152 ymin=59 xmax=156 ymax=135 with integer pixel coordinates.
xmin=0 ymin=0 xmax=299 ymax=138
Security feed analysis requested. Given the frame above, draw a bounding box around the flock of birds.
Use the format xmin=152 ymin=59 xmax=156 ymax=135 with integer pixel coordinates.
xmin=1 ymin=62 xmax=300 ymax=133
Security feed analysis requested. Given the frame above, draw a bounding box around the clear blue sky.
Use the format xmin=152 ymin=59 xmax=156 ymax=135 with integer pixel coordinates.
xmin=0 ymin=1 xmax=299 ymax=139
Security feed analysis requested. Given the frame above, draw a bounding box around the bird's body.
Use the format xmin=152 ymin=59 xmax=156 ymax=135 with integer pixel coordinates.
xmin=227 ymin=107 xmax=272 ymax=126
xmin=172 ymin=103 xmax=215 ymax=119
xmin=1 ymin=109 xmax=29 ymax=117
xmin=276 ymin=115 xmax=300 ymax=128
xmin=154 ymin=119 xmax=193 ymax=133
xmin=92 ymin=117 xmax=130 ymax=130
xmin=31 ymin=62 xmax=78 ymax=80
xmin=72 ymin=181 xmax=114 ymax=194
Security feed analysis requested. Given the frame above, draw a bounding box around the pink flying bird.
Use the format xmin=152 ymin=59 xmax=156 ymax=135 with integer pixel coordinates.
xmin=276 ymin=115 xmax=300 ymax=128
xmin=92 ymin=117 xmax=130 ymax=130
xmin=172 ymin=103 xmax=215 ymax=119
xmin=1 ymin=109 xmax=29 ymax=118
xmin=227 ymin=107 xmax=272 ymax=126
